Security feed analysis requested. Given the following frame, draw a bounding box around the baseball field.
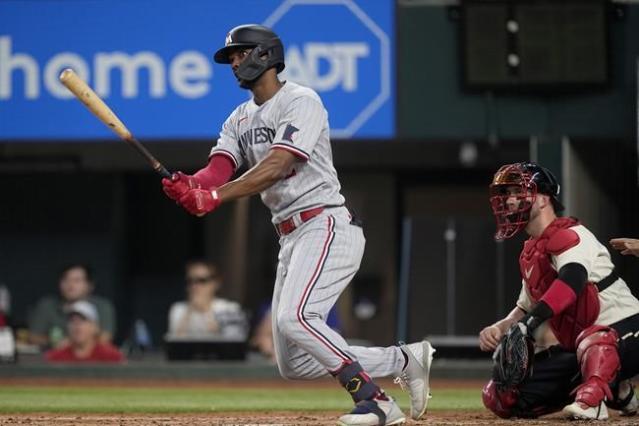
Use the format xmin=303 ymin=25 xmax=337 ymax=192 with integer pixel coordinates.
xmin=0 ymin=378 xmax=636 ymax=425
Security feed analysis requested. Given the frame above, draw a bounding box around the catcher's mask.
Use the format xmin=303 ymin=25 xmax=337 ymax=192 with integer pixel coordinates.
xmin=214 ymin=24 xmax=285 ymax=89
xmin=489 ymin=162 xmax=564 ymax=240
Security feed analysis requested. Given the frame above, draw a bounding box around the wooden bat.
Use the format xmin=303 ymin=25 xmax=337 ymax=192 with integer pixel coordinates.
xmin=59 ymin=68 xmax=172 ymax=179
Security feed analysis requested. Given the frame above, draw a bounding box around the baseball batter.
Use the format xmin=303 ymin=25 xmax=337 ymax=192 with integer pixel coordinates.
xmin=480 ymin=162 xmax=639 ymax=420
xmin=162 ymin=24 xmax=434 ymax=426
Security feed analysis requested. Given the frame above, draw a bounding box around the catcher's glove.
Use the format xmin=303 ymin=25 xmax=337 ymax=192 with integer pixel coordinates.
xmin=492 ymin=322 xmax=535 ymax=390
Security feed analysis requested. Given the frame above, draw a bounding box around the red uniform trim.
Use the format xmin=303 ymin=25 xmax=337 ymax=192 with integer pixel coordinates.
xmin=270 ymin=143 xmax=310 ymax=161
xmin=210 ymin=150 xmax=240 ymax=169
xmin=540 ymin=278 xmax=577 ymax=315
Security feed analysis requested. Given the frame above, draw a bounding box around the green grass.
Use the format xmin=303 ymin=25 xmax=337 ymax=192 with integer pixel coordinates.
xmin=0 ymin=386 xmax=482 ymax=413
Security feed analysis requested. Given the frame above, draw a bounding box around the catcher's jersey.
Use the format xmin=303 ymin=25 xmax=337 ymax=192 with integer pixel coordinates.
xmin=517 ymin=224 xmax=639 ymax=326
xmin=210 ymin=81 xmax=344 ymax=223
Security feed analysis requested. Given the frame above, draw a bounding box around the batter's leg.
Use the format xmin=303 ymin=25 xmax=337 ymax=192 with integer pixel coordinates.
xmin=272 ymin=213 xmax=404 ymax=379
xmin=271 ymin=211 xmax=432 ymax=421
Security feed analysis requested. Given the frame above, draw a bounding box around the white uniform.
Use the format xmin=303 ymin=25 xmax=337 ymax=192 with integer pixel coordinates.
xmin=210 ymin=81 xmax=404 ymax=377
xmin=517 ymin=224 xmax=639 ymax=327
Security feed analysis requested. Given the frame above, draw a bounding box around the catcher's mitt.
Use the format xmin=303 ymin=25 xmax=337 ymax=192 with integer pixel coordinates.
xmin=492 ymin=322 xmax=535 ymax=389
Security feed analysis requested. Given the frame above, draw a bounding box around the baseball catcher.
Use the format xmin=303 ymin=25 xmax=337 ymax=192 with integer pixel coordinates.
xmin=480 ymin=162 xmax=639 ymax=420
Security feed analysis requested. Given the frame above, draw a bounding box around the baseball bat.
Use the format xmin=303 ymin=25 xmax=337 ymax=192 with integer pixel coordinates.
xmin=59 ymin=68 xmax=172 ymax=179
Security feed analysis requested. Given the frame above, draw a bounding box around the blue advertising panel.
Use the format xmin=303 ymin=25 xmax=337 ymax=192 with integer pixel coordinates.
xmin=0 ymin=0 xmax=394 ymax=140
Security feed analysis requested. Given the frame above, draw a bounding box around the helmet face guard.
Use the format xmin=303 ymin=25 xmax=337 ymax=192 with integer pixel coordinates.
xmin=489 ymin=164 xmax=538 ymax=240
xmin=233 ymin=38 xmax=285 ymax=88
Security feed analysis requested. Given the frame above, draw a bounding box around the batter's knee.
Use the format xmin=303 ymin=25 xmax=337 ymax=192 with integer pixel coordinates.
xmin=275 ymin=308 xmax=303 ymax=340
xmin=275 ymin=354 xmax=326 ymax=381
xmin=482 ymin=380 xmax=518 ymax=419
xmin=276 ymin=361 xmax=302 ymax=380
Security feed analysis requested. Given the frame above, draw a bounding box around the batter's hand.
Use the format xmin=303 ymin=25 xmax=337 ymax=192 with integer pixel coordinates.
xmin=480 ymin=325 xmax=503 ymax=352
xmin=162 ymin=172 xmax=201 ymax=202
xmin=179 ymin=188 xmax=221 ymax=216
xmin=610 ymin=238 xmax=639 ymax=258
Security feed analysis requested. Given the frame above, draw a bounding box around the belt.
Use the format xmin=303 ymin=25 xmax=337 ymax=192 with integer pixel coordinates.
xmin=596 ymin=270 xmax=619 ymax=292
xmin=275 ymin=207 xmax=325 ymax=236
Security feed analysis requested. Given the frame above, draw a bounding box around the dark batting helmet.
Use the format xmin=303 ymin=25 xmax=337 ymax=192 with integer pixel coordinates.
xmin=214 ymin=24 xmax=285 ymax=87
xmin=489 ymin=162 xmax=564 ymax=240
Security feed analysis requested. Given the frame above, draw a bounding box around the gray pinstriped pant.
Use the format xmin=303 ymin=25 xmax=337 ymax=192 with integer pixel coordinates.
xmin=271 ymin=206 xmax=404 ymax=379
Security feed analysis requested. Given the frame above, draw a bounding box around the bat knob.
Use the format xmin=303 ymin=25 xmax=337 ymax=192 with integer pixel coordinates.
xmin=59 ymin=68 xmax=75 ymax=82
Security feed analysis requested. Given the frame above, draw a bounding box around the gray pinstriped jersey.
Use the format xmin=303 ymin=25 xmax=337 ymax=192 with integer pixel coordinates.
xmin=210 ymin=81 xmax=345 ymax=224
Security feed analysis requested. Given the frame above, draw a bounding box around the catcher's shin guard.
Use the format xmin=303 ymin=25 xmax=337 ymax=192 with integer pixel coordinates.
xmin=574 ymin=325 xmax=620 ymax=407
xmin=482 ymin=380 xmax=518 ymax=418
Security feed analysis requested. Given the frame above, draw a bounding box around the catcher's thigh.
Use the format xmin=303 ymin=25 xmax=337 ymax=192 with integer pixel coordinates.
xmin=485 ymin=346 xmax=580 ymax=418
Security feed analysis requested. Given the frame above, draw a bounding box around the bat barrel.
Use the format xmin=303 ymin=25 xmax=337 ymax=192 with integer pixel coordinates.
xmin=60 ymin=69 xmax=171 ymax=179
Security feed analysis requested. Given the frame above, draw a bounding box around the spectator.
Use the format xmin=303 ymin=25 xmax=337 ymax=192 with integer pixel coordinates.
xmin=29 ymin=264 xmax=116 ymax=348
xmin=610 ymin=238 xmax=639 ymax=257
xmin=168 ymin=260 xmax=247 ymax=339
xmin=45 ymin=301 xmax=124 ymax=363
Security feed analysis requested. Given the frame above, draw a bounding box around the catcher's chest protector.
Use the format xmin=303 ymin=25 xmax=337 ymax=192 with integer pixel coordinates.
xmin=520 ymin=217 xmax=600 ymax=350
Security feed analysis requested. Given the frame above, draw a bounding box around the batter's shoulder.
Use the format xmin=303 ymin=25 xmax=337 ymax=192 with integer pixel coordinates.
xmin=284 ymin=81 xmax=324 ymax=105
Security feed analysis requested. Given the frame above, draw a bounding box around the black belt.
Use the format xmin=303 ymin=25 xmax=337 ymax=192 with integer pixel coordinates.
xmin=596 ymin=270 xmax=619 ymax=292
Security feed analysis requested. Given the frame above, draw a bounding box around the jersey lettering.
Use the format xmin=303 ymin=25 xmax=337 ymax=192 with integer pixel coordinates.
xmin=239 ymin=127 xmax=276 ymax=150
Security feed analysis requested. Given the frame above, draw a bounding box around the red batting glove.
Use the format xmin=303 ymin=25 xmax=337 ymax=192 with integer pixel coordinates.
xmin=162 ymin=172 xmax=201 ymax=202
xmin=178 ymin=188 xmax=221 ymax=216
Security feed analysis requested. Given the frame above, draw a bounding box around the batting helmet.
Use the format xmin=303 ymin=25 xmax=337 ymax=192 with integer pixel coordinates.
xmin=489 ymin=162 xmax=564 ymax=240
xmin=214 ymin=24 xmax=285 ymax=87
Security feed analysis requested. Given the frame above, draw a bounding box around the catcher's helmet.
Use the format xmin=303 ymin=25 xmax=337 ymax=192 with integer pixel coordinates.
xmin=214 ymin=24 xmax=285 ymax=87
xmin=489 ymin=162 xmax=564 ymax=240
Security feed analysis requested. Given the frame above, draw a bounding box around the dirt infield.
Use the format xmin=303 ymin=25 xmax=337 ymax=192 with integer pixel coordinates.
xmin=1 ymin=411 xmax=638 ymax=425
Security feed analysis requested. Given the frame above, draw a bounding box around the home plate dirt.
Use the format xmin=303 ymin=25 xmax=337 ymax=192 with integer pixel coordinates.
xmin=0 ymin=412 xmax=637 ymax=425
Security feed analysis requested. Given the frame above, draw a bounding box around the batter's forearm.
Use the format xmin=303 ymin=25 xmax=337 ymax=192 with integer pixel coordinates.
xmin=194 ymin=155 xmax=235 ymax=189
xmin=216 ymin=149 xmax=296 ymax=203
xmin=217 ymin=158 xmax=286 ymax=202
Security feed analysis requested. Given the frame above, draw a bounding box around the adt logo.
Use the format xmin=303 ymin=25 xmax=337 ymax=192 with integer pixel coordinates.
xmin=264 ymin=0 xmax=391 ymax=138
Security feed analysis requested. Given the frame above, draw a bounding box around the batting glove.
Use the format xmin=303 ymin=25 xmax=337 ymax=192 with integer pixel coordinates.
xmin=162 ymin=172 xmax=201 ymax=202
xmin=179 ymin=188 xmax=221 ymax=216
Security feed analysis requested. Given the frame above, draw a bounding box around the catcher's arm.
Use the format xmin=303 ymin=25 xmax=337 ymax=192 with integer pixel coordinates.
xmin=479 ymin=307 xmax=525 ymax=352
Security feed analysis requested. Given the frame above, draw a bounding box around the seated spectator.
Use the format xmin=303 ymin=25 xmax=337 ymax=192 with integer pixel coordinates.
xmin=29 ymin=264 xmax=116 ymax=348
xmin=45 ymin=301 xmax=124 ymax=363
xmin=168 ymin=260 xmax=247 ymax=339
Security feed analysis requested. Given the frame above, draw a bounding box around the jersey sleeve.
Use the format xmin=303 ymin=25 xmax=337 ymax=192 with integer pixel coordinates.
xmin=516 ymin=280 xmax=534 ymax=313
xmin=552 ymin=228 xmax=597 ymax=278
xmin=209 ymin=113 xmax=245 ymax=170
xmin=270 ymin=95 xmax=327 ymax=161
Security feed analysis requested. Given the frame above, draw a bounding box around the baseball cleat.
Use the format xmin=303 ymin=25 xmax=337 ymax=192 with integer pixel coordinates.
xmin=394 ymin=340 xmax=435 ymax=420
xmin=337 ymin=395 xmax=406 ymax=426
xmin=562 ymin=401 xmax=609 ymax=420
